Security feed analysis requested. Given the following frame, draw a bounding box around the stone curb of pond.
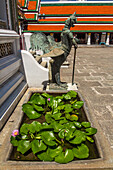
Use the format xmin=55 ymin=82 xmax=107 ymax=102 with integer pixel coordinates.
xmin=0 ymin=88 xmax=113 ymax=170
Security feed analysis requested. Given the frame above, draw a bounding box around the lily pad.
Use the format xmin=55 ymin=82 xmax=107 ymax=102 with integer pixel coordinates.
xmin=41 ymin=93 xmax=50 ymax=98
xmin=74 ymin=122 xmax=82 ymax=128
xmin=33 ymin=104 xmax=44 ymax=112
xmin=41 ymin=131 xmax=57 ymax=146
xmin=47 ymin=146 xmax=63 ymax=158
xmin=58 ymin=129 xmax=69 ymax=139
xmin=73 ymin=101 xmax=84 ymax=109
xmin=63 ymin=94 xmax=71 ymax=100
xmin=85 ymin=127 xmax=97 ymax=135
xmin=31 ymin=139 xmax=47 ymax=154
xmin=20 ymin=123 xmax=29 ymax=135
xmin=22 ymin=103 xmax=41 ymax=119
xmin=81 ymin=122 xmax=91 ymax=128
xmin=17 ymin=140 xmax=31 ymax=154
xmin=38 ymin=151 xmax=53 ymax=161
xmin=65 ymin=104 xmax=73 ymax=113
xmin=57 ymin=105 xmax=65 ymax=111
xmin=55 ymin=149 xmax=74 ymax=163
xmin=67 ymin=90 xmax=77 ymax=98
xmin=29 ymin=93 xmax=45 ymax=105
xmin=10 ymin=136 xmax=18 ymax=146
xmin=45 ymin=114 xmax=53 ymax=123
xmin=51 ymin=121 xmax=64 ymax=132
xmin=59 ymin=118 xmax=68 ymax=124
xmin=86 ymin=136 xmax=94 ymax=143
xmin=52 ymin=113 xmax=63 ymax=120
xmin=29 ymin=121 xmax=41 ymax=133
xmin=41 ymin=122 xmax=53 ymax=130
xmin=73 ymin=144 xmax=89 ymax=159
xmin=70 ymin=130 xmax=86 ymax=144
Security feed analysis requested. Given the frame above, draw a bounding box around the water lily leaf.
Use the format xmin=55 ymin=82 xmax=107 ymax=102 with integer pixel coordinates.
xmin=52 ymin=99 xmax=58 ymax=109
xmin=10 ymin=136 xmax=18 ymax=146
xmin=52 ymin=113 xmax=63 ymax=120
xmin=41 ymin=122 xmax=53 ymax=130
xmin=58 ymin=129 xmax=65 ymax=139
xmin=86 ymin=136 xmax=94 ymax=143
xmin=17 ymin=140 xmax=31 ymax=154
xmin=57 ymin=105 xmax=65 ymax=111
xmin=59 ymin=118 xmax=68 ymax=124
xmin=33 ymin=104 xmax=44 ymax=112
xmin=70 ymin=130 xmax=86 ymax=144
xmin=29 ymin=121 xmax=41 ymax=133
xmin=73 ymin=101 xmax=84 ymax=109
xmin=55 ymin=97 xmax=62 ymax=103
xmin=65 ymin=130 xmax=75 ymax=141
xmin=38 ymin=151 xmax=53 ymax=161
xmin=67 ymin=90 xmax=77 ymax=98
xmin=45 ymin=114 xmax=53 ymax=123
xmin=47 ymin=146 xmax=63 ymax=158
xmin=73 ymin=144 xmax=89 ymax=159
xmin=22 ymin=103 xmax=41 ymax=119
xmin=47 ymin=97 xmax=58 ymax=109
xmin=63 ymin=94 xmax=71 ymax=100
xmin=31 ymin=139 xmax=47 ymax=154
xmin=58 ymin=129 xmax=69 ymax=139
xmin=41 ymin=131 xmax=56 ymax=146
xmin=63 ymin=122 xmax=76 ymax=132
xmin=55 ymin=149 xmax=74 ymax=163
xmin=20 ymin=123 xmax=30 ymax=134
xmin=85 ymin=127 xmax=97 ymax=135
xmin=65 ymin=113 xmax=71 ymax=119
xmin=52 ymin=108 xmax=59 ymax=114
xmin=21 ymin=134 xmax=29 ymax=140
xmin=51 ymin=121 xmax=64 ymax=132
xmin=81 ymin=122 xmax=91 ymax=128
xmin=74 ymin=122 xmax=82 ymax=128
xmin=29 ymin=94 xmax=45 ymax=105
xmin=65 ymin=104 xmax=73 ymax=113
xmin=55 ymin=95 xmax=63 ymax=100
xmin=41 ymin=93 xmax=50 ymax=98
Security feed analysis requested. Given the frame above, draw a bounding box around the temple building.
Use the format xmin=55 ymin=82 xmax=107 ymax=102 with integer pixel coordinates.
xmin=18 ymin=0 xmax=113 ymax=47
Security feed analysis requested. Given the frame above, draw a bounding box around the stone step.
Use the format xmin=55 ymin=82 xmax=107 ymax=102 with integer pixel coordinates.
xmin=0 ymin=72 xmax=24 ymax=106
xmin=0 ymin=55 xmax=21 ymax=85
xmin=0 ymin=81 xmax=27 ymax=129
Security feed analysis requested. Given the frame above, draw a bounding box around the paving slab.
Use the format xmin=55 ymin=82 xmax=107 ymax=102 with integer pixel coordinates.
xmin=61 ymin=47 xmax=113 ymax=152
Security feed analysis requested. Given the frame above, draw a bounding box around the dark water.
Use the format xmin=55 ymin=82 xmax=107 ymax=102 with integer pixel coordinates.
xmin=9 ymin=92 xmax=100 ymax=161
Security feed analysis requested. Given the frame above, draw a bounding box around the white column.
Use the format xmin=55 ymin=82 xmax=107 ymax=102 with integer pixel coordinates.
xmin=106 ymin=33 xmax=110 ymax=45
xmin=87 ymin=33 xmax=91 ymax=45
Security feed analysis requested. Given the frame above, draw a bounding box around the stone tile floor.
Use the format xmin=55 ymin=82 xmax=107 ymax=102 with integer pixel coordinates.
xmin=0 ymin=46 xmax=113 ymax=169
xmin=61 ymin=46 xmax=113 ymax=152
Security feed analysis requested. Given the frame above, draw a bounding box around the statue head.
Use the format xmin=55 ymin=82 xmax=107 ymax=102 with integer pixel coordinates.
xmin=65 ymin=12 xmax=77 ymax=28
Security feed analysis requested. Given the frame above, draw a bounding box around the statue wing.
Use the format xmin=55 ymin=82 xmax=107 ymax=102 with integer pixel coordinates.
xmin=30 ymin=32 xmax=51 ymax=54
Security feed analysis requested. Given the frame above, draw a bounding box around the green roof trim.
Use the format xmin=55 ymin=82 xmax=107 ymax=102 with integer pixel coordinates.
xmin=24 ymin=0 xmax=27 ymax=7
xmin=36 ymin=21 xmax=113 ymax=24
xmin=25 ymin=13 xmax=113 ymax=17
xmin=41 ymin=3 xmax=113 ymax=7
xmin=23 ymin=30 xmax=113 ymax=33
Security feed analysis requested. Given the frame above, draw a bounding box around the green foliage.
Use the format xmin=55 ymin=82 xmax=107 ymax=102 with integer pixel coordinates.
xmin=31 ymin=140 xmax=47 ymax=154
xmin=73 ymin=144 xmax=89 ymax=159
xmin=10 ymin=91 xmax=97 ymax=164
